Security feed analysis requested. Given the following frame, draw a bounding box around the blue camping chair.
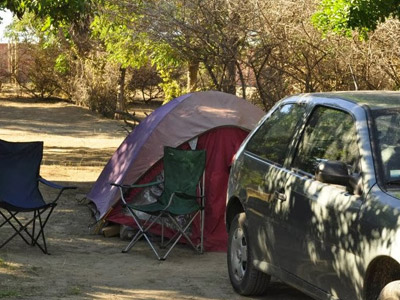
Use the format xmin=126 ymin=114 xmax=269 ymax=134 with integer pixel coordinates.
xmin=0 ymin=139 xmax=76 ymax=254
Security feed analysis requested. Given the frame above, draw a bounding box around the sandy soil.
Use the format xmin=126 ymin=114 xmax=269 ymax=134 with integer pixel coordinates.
xmin=0 ymin=97 xmax=312 ymax=300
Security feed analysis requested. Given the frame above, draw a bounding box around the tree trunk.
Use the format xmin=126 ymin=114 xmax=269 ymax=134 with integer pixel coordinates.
xmin=114 ymin=66 xmax=126 ymax=120
xmin=187 ymin=60 xmax=199 ymax=92
xmin=222 ymin=57 xmax=236 ymax=95
xmin=235 ymin=60 xmax=246 ymax=99
xmin=203 ymin=60 xmax=220 ymax=90
xmin=222 ymin=29 xmax=238 ymax=95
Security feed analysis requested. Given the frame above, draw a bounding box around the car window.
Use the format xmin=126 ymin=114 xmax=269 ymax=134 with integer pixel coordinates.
xmin=245 ymin=103 xmax=305 ymax=165
xmin=292 ymin=106 xmax=360 ymax=175
xmin=372 ymin=109 xmax=400 ymax=183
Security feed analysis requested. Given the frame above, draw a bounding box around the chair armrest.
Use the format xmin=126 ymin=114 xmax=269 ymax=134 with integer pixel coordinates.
xmin=110 ymin=181 xmax=163 ymax=189
xmin=111 ymin=181 xmax=164 ymax=206
xmin=39 ymin=177 xmax=77 ymax=190
xmin=164 ymin=191 xmax=205 ymax=211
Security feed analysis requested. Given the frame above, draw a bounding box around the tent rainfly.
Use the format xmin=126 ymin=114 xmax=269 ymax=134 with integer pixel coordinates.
xmin=87 ymin=91 xmax=265 ymax=251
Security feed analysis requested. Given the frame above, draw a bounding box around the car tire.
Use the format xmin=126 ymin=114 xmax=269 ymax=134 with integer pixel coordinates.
xmin=227 ymin=213 xmax=270 ymax=295
xmin=377 ymin=280 xmax=400 ymax=300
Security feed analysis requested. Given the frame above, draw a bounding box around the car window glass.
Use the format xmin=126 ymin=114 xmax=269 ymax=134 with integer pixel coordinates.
xmin=373 ymin=110 xmax=400 ymax=183
xmin=293 ymin=106 xmax=360 ymax=175
xmin=246 ymin=104 xmax=305 ymax=165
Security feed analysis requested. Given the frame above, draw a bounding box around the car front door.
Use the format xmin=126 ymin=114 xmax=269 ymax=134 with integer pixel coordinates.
xmin=278 ymin=105 xmax=363 ymax=300
xmin=240 ymin=102 xmax=306 ymax=267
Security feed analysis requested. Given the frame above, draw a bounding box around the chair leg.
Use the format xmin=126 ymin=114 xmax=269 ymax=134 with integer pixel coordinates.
xmin=0 ymin=211 xmax=33 ymax=246
xmin=123 ymin=225 xmax=162 ymax=260
xmin=122 ymin=213 xmax=153 ymax=253
xmin=121 ymin=208 xmax=203 ymax=260
xmin=160 ymin=217 xmax=164 ymax=248
xmin=122 ymin=208 xmax=164 ymax=260
xmin=122 ymin=230 xmax=144 ymax=253
xmin=171 ymin=214 xmax=199 ymax=250
xmin=200 ymin=208 xmax=205 ymax=254
xmin=143 ymin=233 xmax=162 ymax=260
xmin=160 ymin=212 xmax=201 ymax=260
xmin=33 ymin=206 xmax=56 ymax=254
xmin=161 ymin=232 xmax=183 ymax=260
xmin=0 ymin=206 xmax=55 ymax=254
xmin=35 ymin=211 xmax=48 ymax=254
xmin=161 ymin=230 xmax=180 ymax=249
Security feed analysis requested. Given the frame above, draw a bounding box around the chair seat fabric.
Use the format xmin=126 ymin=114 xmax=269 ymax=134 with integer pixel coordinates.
xmin=0 ymin=201 xmax=52 ymax=212
xmin=0 ymin=140 xmax=45 ymax=209
xmin=128 ymin=195 xmax=200 ymax=215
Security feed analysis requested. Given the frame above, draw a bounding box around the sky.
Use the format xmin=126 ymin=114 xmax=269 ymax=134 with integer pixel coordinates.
xmin=0 ymin=9 xmax=13 ymax=43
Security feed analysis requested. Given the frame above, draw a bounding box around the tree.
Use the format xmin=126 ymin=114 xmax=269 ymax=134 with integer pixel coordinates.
xmin=0 ymin=0 xmax=92 ymax=27
xmin=91 ymin=0 xmax=185 ymax=114
xmin=313 ymin=0 xmax=400 ymax=37
xmin=4 ymin=12 xmax=72 ymax=99
xmin=136 ymin=0 xmax=263 ymax=96
xmin=91 ymin=1 xmax=147 ymax=117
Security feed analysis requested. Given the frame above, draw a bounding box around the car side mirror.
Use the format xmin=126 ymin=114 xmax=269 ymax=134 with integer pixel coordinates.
xmin=316 ymin=160 xmax=349 ymax=186
xmin=315 ymin=160 xmax=360 ymax=194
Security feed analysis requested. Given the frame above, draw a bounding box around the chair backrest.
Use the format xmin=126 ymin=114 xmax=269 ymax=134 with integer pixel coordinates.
xmin=0 ymin=140 xmax=45 ymax=209
xmin=160 ymin=146 xmax=206 ymax=214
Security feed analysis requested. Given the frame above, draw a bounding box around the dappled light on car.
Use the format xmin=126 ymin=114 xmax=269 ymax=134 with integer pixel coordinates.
xmin=226 ymin=92 xmax=400 ymax=299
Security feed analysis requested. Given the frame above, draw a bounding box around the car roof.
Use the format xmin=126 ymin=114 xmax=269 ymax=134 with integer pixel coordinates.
xmin=296 ymin=91 xmax=400 ymax=110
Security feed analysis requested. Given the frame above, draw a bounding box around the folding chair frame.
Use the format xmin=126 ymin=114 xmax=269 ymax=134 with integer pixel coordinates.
xmin=113 ymin=172 xmax=205 ymax=260
xmin=0 ymin=177 xmax=76 ymax=254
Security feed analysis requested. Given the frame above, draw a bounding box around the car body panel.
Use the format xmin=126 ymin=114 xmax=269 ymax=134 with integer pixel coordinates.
xmin=226 ymin=92 xmax=400 ymax=300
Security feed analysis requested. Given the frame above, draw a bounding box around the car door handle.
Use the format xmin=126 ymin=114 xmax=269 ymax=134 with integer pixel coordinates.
xmin=274 ymin=190 xmax=286 ymax=201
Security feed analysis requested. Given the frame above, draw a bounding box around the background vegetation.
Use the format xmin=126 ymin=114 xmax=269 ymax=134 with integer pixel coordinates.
xmin=1 ymin=0 xmax=400 ymax=116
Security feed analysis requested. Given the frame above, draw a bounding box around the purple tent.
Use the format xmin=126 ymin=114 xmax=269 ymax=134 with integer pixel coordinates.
xmin=87 ymin=91 xmax=264 ymax=220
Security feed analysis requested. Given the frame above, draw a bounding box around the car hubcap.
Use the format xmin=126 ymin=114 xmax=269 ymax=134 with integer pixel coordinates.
xmin=230 ymin=226 xmax=248 ymax=282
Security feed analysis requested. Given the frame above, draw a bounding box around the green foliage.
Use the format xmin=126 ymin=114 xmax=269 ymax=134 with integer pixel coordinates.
xmin=68 ymin=286 xmax=82 ymax=296
xmin=91 ymin=1 xmax=186 ymax=102
xmin=4 ymin=13 xmax=71 ymax=99
xmin=4 ymin=0 xmax=400 ymax=115
xmin=54 ymin=53 xmax=69 ymax=74
xmin=0 ymin=258 xmax=12 ymax=269
xmin=160 ymin=79 xmax=181 ymax=103
xmin=0 ymin=290 xmax=19 ymax=298
xmin=91 ymin=3 xmax=148 ymax=68
xmin=312 ymin=0 xmax=353 ymax=37
xmin=0 ymin=259 xmax=20 ymax=298
xmin=313 ymin=0 xmax=400 ymax=37
xmin=150 ymin=42 xmax=184 ymax=102
xmin=0 ymin=0 xmax=92 ymax=28
xmin=4 ymin=11 xmax=39 ymax=42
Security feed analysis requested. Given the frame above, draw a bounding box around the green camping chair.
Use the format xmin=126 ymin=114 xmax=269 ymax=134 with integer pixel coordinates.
xmin=112 ymin=146 xmax=206 ymax=260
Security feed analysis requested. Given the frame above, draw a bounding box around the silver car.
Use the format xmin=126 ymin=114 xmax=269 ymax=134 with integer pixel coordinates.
xmin=226 ymin=92 xmax=400 ymax=300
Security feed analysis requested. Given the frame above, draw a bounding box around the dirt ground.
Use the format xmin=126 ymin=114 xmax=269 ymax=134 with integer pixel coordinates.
xmin=0 ymin=96 xmax=312 ymax=300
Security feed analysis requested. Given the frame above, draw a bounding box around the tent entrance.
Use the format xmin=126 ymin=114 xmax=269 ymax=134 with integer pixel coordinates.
xmin=107 ymin=127 xmax=248 ymax=251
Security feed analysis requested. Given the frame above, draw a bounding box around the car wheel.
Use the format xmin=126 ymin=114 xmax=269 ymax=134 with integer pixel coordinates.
xmin=377 ymin=280 xmax=400 ymax=300
xmin=227 ymin=213 xmax=270 ymax=295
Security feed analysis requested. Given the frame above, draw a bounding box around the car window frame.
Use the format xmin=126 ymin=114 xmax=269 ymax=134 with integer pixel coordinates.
xmin=290 ymin=104 xmax=362 ymax=178
xmin=244 ymin=102 xmax=307 ymax=168
xmin=367 ymin=106 xmax=400 ymax=190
